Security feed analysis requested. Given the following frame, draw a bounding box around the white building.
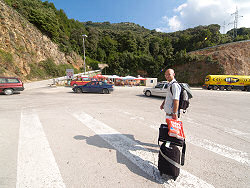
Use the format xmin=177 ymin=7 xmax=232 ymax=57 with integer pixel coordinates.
xmin=145 ymin=78 xmax=157 ymax=87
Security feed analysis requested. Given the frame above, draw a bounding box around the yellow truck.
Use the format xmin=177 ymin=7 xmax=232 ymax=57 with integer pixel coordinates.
xmin=202 ymin=75 xmax=250 ymax=91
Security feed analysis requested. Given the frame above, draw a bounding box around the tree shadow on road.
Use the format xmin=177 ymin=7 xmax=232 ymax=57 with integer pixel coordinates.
xmin=73 ymin=134 xmax=173 ymax=185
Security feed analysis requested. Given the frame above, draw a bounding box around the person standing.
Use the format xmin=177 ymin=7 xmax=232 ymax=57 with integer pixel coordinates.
xmin=160 ymin=69 xmax=181 ymax=120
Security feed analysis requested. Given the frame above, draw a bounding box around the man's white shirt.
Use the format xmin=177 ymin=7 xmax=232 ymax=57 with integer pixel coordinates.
xmin=164 ymin=79 xmax=181 ymax=114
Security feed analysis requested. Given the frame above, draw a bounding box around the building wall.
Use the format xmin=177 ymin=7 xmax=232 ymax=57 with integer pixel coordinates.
xmin=146 ymin=78 xmax=157 ymax=87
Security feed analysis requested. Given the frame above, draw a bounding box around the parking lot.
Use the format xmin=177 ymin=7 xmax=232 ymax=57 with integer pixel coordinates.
xmin=0 ymin=84 xmax=250 ymax=188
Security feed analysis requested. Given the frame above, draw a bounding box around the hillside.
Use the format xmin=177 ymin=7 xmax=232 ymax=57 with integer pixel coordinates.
xmin=173 ymin=40 xmax=250 ymax=85
xmin=1 ymin=0 xmax=249 ymax=84
xmin=0 ymin=0 xmax=83 ymax=80
xmin=84 ymin=21 xmax=151 ymax=33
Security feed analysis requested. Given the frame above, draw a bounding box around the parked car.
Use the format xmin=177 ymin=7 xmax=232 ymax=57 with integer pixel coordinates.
xmin=70 ymin=77 xmax=91 ymax=87
xmin=143 ymin=81 xmax=168 ymax=97
xmin=72 ymin=81 xmax=114 ymax=94
xmin=0 ymin=77 xmax=24 ymax=95
xmin=143 ymin=82 xmax=190 ymax=97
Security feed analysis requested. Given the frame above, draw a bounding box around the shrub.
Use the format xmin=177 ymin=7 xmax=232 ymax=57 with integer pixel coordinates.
xmin=27 ymin=63 xmax=47 ymax=79
xmin=40 ymin=58 xmax=59 ymax=77
xmin=0 ymin=49 xmax=13 ymax=67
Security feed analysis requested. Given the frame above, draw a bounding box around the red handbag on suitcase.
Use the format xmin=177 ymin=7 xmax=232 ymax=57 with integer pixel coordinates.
xmin=166 ymin=118 xmax=185 ymax=140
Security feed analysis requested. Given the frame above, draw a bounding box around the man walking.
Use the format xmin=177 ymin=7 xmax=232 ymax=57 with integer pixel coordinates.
xmin=160 ymin=69 xmax=181 ymax=120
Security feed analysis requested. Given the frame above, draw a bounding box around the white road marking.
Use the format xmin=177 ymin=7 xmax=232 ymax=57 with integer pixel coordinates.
xmin=120 ymin=111 xmax=250 ymax=166
xmin=73 ymin=112 xmax=214 ymax=188
xmin=186 ymin=115 xmax=250 ymax=139
xmin=188 ymin=137 xmax=250 ymax=165
xmin=17 ymin=109 xmax=66 ymax=188
xmin=122 ymin=111 xmax=145 ymax=120
xmin=224 ymin=128 xmax=250 ymax=138
xmin=150 ymin=124 xmax=250 ymax=166
xmin=122 ymin=111 xmax=250 ymax=165
xmin=184 ymin=118 xmax=250 ymax=166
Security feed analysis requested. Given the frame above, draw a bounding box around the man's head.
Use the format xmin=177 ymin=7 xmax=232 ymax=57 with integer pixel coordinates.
xmin=165 ymin=69 xmax=175 ymax=82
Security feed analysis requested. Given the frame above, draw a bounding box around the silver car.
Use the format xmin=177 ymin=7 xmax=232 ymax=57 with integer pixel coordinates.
xmin=143 ymin=82 xmax=168 ymax=97
xmin=143 ymin=82 xmax=191 ymax=97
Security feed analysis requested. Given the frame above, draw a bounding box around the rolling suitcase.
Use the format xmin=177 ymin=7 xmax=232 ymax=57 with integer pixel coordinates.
xmin=158 ymin=142 xmax=180 ymax=180
xmin=158 ymin=124 xmax=186 ymax=165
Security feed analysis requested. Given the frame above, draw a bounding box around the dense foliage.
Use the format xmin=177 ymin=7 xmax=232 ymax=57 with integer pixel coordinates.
xmin=4 ymin=0 xmax=250 ymax=79
xmin=27 ymin=58 xmax=79 ymax=80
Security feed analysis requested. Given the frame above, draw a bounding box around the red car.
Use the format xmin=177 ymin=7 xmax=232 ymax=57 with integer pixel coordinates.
xmin=0 ymin=77 xmax=24 ymax=95
xmin=70 ymin=77 xmax=91 ymax=87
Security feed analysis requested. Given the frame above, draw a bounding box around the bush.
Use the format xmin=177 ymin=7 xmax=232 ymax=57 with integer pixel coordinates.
xmin=27 ymin=58 xmax=81 ymax=80
xmin=0 ymin=49 xmax=14 ymax=67
xmin=27 ymin=63 xmax=47 ymax=79
xmin=57 ymin=63 xmax=79 ymax=75
xmin=86 ymin=57 xmax=101 ymax=70
xmin=40 ymin=58 xmax=59 ymax=77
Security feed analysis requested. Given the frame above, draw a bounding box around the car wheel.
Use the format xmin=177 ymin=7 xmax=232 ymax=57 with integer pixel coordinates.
xmin=219 ymin=86 xmax=225 ymax=90
xmin=4 ymin=89 xmax=14 ymax=95
xmin=102 ymin=88 xmax=109 ymax=94
xmin=76 ymin=88 xmax=82 ymax=93
xmin=145 ymin=90 xmax=151 ymax=97
xmin=207 ymin=86 xmax=212 ymax=90
xmin=212 ymin=86 xmax=218 ymax=90
xmin=226 ymin=86 xmax=232 ymax=91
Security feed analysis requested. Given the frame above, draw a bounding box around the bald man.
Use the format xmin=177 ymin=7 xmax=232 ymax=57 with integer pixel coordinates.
xmin=160 ymin=69 xmax=181 ymax=120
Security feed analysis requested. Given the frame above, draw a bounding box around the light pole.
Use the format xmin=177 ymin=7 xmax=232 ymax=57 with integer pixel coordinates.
xmin=82 ymin=34 xmax=88 ymax=75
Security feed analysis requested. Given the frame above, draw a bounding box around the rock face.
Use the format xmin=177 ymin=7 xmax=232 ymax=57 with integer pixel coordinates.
xmin=0 ymin=0 xmax=83 ymax=79
xmin=191 ymin=40 xmax=250 ymax=75
xmin=174 ymin=40 xmax=250 ymax=85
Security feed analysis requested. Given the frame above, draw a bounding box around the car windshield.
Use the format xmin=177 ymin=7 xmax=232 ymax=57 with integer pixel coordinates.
xmin=155 ymin=84 xmax=164 ymax=88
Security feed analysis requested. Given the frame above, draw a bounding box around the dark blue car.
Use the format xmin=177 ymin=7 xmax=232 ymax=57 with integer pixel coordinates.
xmin=72 ymin=81 xmax=114 ymax=94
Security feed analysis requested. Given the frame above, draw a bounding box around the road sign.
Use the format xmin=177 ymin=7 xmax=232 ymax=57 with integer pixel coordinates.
xmin=66 ymin=69 xmax=74 ymax=79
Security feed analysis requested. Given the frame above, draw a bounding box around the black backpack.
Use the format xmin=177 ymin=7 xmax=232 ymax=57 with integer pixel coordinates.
xmin=170 ymin=81 xmax=193 ymax=114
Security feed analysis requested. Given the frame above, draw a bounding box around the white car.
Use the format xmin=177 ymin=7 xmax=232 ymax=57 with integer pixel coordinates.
xmin=143 ymin=82 xmax=168 ymax=97
xmin=143 ymin=82 xmax=190 ymax=97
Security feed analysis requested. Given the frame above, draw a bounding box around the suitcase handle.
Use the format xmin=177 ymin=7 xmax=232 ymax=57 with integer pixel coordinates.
xmin=181 ymin=142 xmax=186 ymax=165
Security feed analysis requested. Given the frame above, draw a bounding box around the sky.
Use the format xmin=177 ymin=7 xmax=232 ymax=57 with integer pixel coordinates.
xmin=43 ymin=0 xmax=250 ymax=34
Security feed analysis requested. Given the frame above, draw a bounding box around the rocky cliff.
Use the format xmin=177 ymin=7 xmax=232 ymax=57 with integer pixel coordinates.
xmin=174 ymin=40 xmax=250 ymax=85
xmin=191 ymin=40 xmax=250 ymax=75
xmin=0 ymin=0 xmax=83 ymax=80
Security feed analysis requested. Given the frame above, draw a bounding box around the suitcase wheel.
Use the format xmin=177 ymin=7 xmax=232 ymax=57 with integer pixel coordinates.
xmin=173 ymin=176 xmax=178 ymax=181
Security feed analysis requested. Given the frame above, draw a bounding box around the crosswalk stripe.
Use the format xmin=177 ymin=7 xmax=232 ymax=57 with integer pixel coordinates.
xmin=73 ymin=111 xmax=214 ymax=188
xmin=184 ymin=118 xmax=250 ymax=166
xmin=17 ymin=109 xmax=66 ymax=188
xmin=120 ymin=111 xmax=250 ymax=166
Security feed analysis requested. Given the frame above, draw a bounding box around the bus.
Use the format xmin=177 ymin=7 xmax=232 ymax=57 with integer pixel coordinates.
xmin=202 ymin=75 xmax=250 ymax=91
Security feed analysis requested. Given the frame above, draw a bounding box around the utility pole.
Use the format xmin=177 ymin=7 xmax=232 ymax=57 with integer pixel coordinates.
xmin=229 ymin=6 xmax=243 ymax=38
xmin=222 ymin=21 xmax=226 ymax=34
xmin=82 ymin=34 xmax=88 ymax=75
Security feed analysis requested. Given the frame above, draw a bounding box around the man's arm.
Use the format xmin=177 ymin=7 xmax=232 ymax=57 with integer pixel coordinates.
xmin=172 ymin=99 xmax=179 ymax=119
xmin=160 ymin=99 xmax=165 ymax=110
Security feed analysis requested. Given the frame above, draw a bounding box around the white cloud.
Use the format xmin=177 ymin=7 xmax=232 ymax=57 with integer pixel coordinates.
xmin=159 ymin=0 xmax=250 ymax=33
xmin=168 ymin=16 xmax=181 ymax=31
xmin=157 ymin=16 xmax=181 ymax=32
xmin=174 ymin=3 xmax=187 ymax=12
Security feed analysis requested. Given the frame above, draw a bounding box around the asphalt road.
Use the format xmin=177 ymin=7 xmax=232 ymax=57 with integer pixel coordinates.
xmin=0 ymin=84 xmax=250 ymax=188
